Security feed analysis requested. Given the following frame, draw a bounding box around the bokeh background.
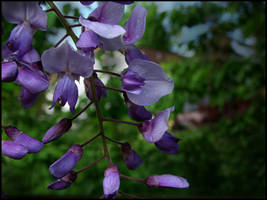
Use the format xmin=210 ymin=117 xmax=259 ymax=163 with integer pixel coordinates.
xmin=1 ymin=1 xmax=266 ymax=198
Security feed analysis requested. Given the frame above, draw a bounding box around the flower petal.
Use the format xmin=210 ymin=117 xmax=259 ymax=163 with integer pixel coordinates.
xmin=155 ymin=132 xmax=180 ymax=154
xmin=128 ymin=104 xmax=152 ymax=122
xmin=2 ymin=2 xmax=27 ymax=24
xmin=80 ymin=1 xmax=94 ymax=6
xmin=20 ymin=87 xmax=39 ymax=109
xmin=25 ymin=2 xmax=47 ymax=30
xmin=46 ymin=180 xmax=71 ymax=190
xmin=123 ymin=5 xmax=147 ymax=45
xmin=22 ymin=48 xmax=40 ymax=63
xmin=80 ymin=17 xmax=126 ymax=39
xmin=90 ymin=2 xmax=124 ymax=25
xmin=1 ymin=61 xmax=18 ymax=82
xmin=125 ymin=45 xmax=149 ymax=64
xmin=98 ymin=35 xmax=125 ymax=51
xmin=103 ymin=165 xmax=120 ymax=199
xmin=121 ymin=143 xmax=143 ymax=170
xmin=13 ymin=133 xmax=43 ymax=153
xmin=2 ymin=140 xmax=28 ymax=160
xmin=126 ymin=59 xmax=174 ymax=106
xmin=15 ymin=67 xmax=49 ymax=94
xmin=146 ymin=174 xmax=189 ymax=188
xmin=76 ymin=30 xmax=99 ymax=49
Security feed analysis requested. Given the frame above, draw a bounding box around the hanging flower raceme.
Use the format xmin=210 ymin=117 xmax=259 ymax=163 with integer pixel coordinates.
xmin=103 ymin=165 xmax=120 ymax=199
xmin=99 ymin=5 xmax=147 ymax=51
xmin=121 ymin=59 xmax=174 ymax=106
xmin=146 ymin=174 xmax=189 ymax=189
xmin=49 ymin=145 xmax=83 ymax=179
xmin=77 ymin=1 xmax=126 ymax=50
xmin=1 ymin=2 xmax=47 ymax=60
xmin=41 ymin=41 xmax=94 ymax=113
xmin=138 ymin=107 xmax=174 ymax=143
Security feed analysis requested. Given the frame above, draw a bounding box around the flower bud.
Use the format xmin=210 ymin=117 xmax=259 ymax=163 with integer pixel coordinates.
xmin=2 ymin=140 xmax=28 ymax=159
xmin=128 ymin=104 xmax=152 ymax=122
xmin=47 ymin=170 xmax=77 ymax=190
xmin=145 ymin=174 xmax=189 ymax=189
xmin=154 ymin=132 xmax=180 ymax=154
xmin=84 ymin=74 xmax=107 ymax=101
xmin=121 ymin=143 xmax=143 ymax=170
xmin=3 ymin=126 xmax=43 ymax=153
xmin=42 ymin=118 xmax=72 ymax=144
xmin=1 ymin=61 xmax=18 ymax=82
xmin=49 ymin=145 xmax=83 ymax=179
xmin=103 ymin=165 xmax=120 ymax=199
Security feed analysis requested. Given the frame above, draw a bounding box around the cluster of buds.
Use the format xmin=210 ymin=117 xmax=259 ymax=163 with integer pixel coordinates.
xmin=1 ymin=1 xmax=189 ymax=198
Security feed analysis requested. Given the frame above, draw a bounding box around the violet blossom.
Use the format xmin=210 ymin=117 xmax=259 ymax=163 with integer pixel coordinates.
xmin=103 ymin=165 xmax=120 ymax=199
xmin=146 ymin=174 xmax=189 ymax=189
xmin=155 ymin=132 xmax=181 ymax=154
xmin=121 ymin=59 xmax=174 ymax=106
xmin=47 ymin=171 xmax=77 ymax=190
xmin=2 ymin=140 xmax=28 ymax=160
xmin=121 ymin=143 xmax=143 ymax=170
xmin=41 ymin=41 xmax=94 ymax=113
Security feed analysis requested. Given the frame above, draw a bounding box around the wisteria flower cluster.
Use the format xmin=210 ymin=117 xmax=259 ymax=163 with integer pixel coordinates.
xmin=1 ymin=1 xmax=189 ymax=198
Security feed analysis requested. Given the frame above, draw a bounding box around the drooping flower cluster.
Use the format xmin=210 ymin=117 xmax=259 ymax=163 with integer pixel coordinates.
xmin=1 ymin=1 xmax=189 ymax=198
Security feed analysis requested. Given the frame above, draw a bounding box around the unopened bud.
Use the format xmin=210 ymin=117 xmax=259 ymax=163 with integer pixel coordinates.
xmin=2 ymin=140 xmax=28 ymax=159
xmin=121 ymin=142 xmax=143 ymax=170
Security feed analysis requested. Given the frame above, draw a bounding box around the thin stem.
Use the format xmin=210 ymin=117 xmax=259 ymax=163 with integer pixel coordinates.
xmin=54 ymin=34 xmax=68 ymax=48
xmin=75 ymin=155 xmax=105 ymax=174
xmin=96 ymin=85 xmax=125 ymax=93
xmin=69 ymin=24 xmax=82 ymax=28
xmin=71 ymin=101 xmax=93 ymax=120
xmin=64 ymin=15 xmax=79 ymax=20
xmin=80 ymin=132 xmax=102 ymax=147
xmin=47 ymin=1 xmax=79 ymax=43
xmin=103 ymin=118 xmax=140 ymax=127
xmin=45 ymin=8 xmax=54 ymax=13
xmin=104 ymin=136 xmax=124 ymax=145
xmin=118 ymin=191 xmax=144 ymax=199
xmin=120 ymin=174 xmax=145 ymax=184
xmin=94 ymin=70 xmax=121 ymax=77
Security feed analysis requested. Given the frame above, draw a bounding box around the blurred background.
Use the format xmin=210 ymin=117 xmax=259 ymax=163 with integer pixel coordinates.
xmin=1 ymin=1 xmax=266 ymax=198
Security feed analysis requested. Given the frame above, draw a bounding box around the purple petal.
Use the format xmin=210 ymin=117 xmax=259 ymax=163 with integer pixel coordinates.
xmin=123 ymin=5 xmax=147 ymax=45
xmin=15 ymin=67 xmax=49 ymax=94
xmin=1 ymin=61 xmax=18 ymax=82
xmin=90 ymin=2 xmax=124 ymax=25
xmin=49 ymin=145 xmax=83 ymax=179
xmin=103 ymin=165 xmax=120 ymax=199
xmin=125 ymin=59 xmax=174 ymax=106
xmin=2 ymin=140 xmax=28 ymax=159
xmin=80 ymin=1 xmax=95 ymax=6
xmin=76 ymin=30 xmax=99 ymax=49
xmin=2 ymin=23 xmax=33 ymax=60
xmin=139 ymin=107 xmax=174 ymax=143
xmin=128 ymin=104 xmax=152 ymax=122
xmin=146 ymin=174 xmax=189 ymax=188
xmin=20 ymin=87 xmax=39 ymax=109
xmin=80 ymin=17 xmax=126 ymax=39
xmin=22 ymin=48 xmax=40 ymax=64
xmin=155 ymin=132 xmax=180 ymax=154
xmin=51 ymin=75 xmax=78 ymax=114
xmin=125 ymin=45 xmax=149 ymax=64
xmin=98 ymin=35 xmax=125 ymax=51
xmin=121 ymin=70 xmax=145 ymax=95
xmin=42 ymin=118 xmax=72 ymax=144
xmin=121 ymin=143 xmax=143 ymax=170
xmin=12 ymin=133 xmax=43 ymax=153
xmin=1 ymin=2 xmax=47 ymax=30
xmin=46 ymin=180 xmax=71 ymax=190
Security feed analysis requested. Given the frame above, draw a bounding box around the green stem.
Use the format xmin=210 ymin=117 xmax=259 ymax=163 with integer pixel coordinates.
xmin=47 ymin=1 xmax=112 ymax=166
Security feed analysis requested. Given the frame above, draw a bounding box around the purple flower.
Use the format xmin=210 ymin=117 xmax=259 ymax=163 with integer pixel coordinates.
xmin=146 ymin=174 xmax=189 ymax=189
xmin=155 ymin=132 xmax=181 ymax=154
xmin=49 ymin=145 xmax=83 ymax=179
xmin=77 ymin=2 xmax=126 ymax=49
xmin=121 ymin=143 xmax=143 ymax=170
xmin=19 ymin=87 xmax=39 ymax=109
xmin=84 ymin=74 xmax=107 ymax=101
xmin=47 ymin=171 xmax=77 ymax=190
xmin=3 ymin=126 xmax=43 ymax=153
xmin=139 ymin=107 xmax=174 ymax=143
xmin=103 ymin=165 xmax=120 ymax=199
xmin=1 ymin=61 xmax=18 ymax=82
xmin=128 ymin=104 xmax=152 ymax=122
xmin=2 ymin=2 xmax=47 ymax=59
xmin=2 ymin=140 xmax=28 ymax=160
xmin=41 ymin=41 xmax=94 ymax=113
xmin=99 ymin=5 xmax=147 ymax=51
xmin=42 ymin=118 xmax=72 ymax=144
xmin=121 ymin=59 xmax=174 ymax=106
xmin=125 ymin=45 xmax=149 ymax=65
